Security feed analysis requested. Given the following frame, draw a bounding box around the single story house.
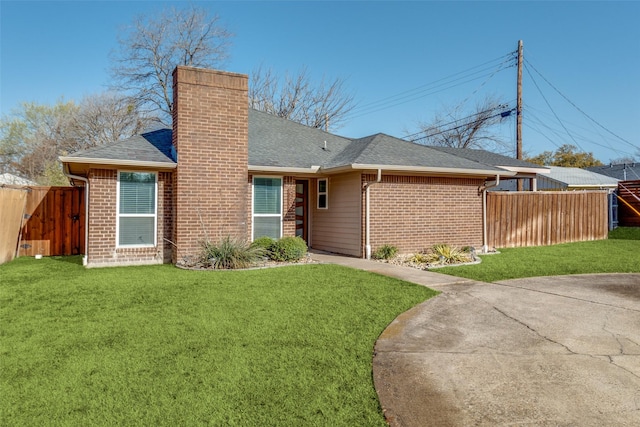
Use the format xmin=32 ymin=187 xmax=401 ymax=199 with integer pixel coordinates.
xmin=60 ymin=66 xmax=548 ymax=267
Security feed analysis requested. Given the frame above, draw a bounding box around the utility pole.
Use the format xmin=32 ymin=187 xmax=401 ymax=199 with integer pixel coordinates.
xmin=516 ymin=39 xmax=524 ymax=191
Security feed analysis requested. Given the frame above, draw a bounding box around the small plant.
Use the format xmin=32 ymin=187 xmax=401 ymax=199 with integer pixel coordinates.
xmin=372 ymin=244 xmax=398 ymax=260
xmin=201 ymin=236 xmax=265 ymax=269
xmin=430 ymin=243 xmax=472 ymax=264
xmin=409 ymin=252 xmax=434 ymax=264
xmin=270 ymin=236 xmax=308 ymax=262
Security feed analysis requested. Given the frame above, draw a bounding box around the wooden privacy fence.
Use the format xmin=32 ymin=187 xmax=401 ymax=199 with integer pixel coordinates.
xmin=617 ymin=180 xmax=640 ymax=227
xmin=487 ymin=191 xmax=608 ymax=248
xmin=19 ymin=186 xmax=85 ymax=257
xmin=0 ymin=187 xmax=29 ymax=264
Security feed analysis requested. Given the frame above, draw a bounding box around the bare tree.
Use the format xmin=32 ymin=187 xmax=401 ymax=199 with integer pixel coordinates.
xmin=249 ymin=65 xmax=355 ymax=131
xmin=72 ymin=93 xmax=155 ymax=150
xmin=410 ymin=96 xmax=513 ymax=153
xmin=110 ymin=5 xmax=233 ymax=122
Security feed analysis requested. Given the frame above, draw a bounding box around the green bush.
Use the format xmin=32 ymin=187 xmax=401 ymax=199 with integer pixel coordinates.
xmin=251 ymin=236 xmax=275 ymax=253
xmin=372 ymin=244 xmax=398 ymax=260
xmin=270 ymin=236 xmax=308 ymax=262
xmin=201 ymin=236 xmax=265 ymax=269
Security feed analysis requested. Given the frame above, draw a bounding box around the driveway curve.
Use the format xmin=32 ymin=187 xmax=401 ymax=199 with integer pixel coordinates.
xmin=373 ymin=274 xmax=640 ymax=426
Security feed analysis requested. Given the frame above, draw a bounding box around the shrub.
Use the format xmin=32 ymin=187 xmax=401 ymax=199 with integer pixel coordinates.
xmin=251 ymin=236 xmax=275 ymax=253
xmin=372 ymin=244 xmax=398 ymax=260
xmin=270 ymin=236 xmax=308 ymax=262
xmin=201 ymin=236 xmax=265 ymax=269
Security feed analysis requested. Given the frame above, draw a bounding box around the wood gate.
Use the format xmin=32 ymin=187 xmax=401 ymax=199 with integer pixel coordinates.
xmin=487 ymin=191 xmax=608 ymax=248
xmin=19 ymin=186 xmax=85 ymax=256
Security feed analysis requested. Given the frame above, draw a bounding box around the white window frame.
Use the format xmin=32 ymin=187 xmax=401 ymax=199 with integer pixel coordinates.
xmin=252 ymin=175 xmax=283 ymax=240
xmin=116 ymin=171 xmax=158 ymax=248
xmin=317 ymin=178 xmax=328 ymax=209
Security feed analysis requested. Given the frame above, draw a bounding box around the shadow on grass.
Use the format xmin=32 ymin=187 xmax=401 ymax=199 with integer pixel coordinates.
xmin=49 ymin=255 xmax=84 ymax=265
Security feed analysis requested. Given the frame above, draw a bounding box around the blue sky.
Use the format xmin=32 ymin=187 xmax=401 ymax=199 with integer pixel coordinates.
xmin=1 ymin=1 xmax=639 ymax=163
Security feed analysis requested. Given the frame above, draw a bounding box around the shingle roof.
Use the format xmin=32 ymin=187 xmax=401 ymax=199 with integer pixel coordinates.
xmin=62 ymin=110 xmax=527 ymax=176
xmin=586 ymin=163 xmax=640 ymax=181
xmin=248 ymin=109 xmax=351 ymax=168
xmin=429 ymin=146 xmax=547 ymax=170
xmin=64 ymin=128 xmax=175 ymax=164
xmin=324 ymin=133 xmax=504 ymax=172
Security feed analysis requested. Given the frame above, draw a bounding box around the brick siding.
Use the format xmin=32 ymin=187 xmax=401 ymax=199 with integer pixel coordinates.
xmin=172 ymin=66 xmax=249 ymax=262
xmin=362 ymin=174 xmax=484 ymax=255
xmin=86 ymin=168 xmax=172 ymax=267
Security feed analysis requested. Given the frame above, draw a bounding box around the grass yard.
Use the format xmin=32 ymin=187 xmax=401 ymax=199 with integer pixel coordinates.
xmin=436 ymin=236 xmax=640 ymax=282
xmin=0 ymin=257 xmax=435 ymax=426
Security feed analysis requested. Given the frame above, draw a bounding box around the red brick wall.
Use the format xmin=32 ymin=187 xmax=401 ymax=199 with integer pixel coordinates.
xmin=172 ymin=66 xmax=249 ymax=262
xmin=282 ymin=176 xmax=297 ymax=237
xmin=86 ymin=168 xmax=172 ymax=267
xmin=363 ymin=174 xmax=484 ymax=255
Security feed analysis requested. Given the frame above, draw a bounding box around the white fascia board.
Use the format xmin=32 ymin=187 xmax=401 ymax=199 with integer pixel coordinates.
xmin=249 ymin=165 xmax=321 ymax=174
xmin=502 ymin=165 xmax=551 ymax=174
xmin=322 ymin=163 xmax=517 ymax=177
xmin=59 ymin=156 xmax=177 ymax=169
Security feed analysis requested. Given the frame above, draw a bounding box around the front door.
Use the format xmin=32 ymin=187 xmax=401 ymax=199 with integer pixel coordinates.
xmin=295 ymin=180 xmax=308 ymax=242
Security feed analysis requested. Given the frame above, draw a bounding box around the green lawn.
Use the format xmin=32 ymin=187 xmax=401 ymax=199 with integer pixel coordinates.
xmin=0 ymin=257 xmax=436 ymax=426
xmin=437 ymin=237 xmax=640 ymax=282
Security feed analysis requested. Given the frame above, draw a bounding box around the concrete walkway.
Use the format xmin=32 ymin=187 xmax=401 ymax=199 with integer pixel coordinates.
xmin=310 ymin=252 xmax=640 ymax=426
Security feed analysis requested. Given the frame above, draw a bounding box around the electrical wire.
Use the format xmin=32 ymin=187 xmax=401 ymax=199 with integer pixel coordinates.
xmin=524 ymin=62 xmax=587 ymax=153
xmin=524 ymin=59 xmax=640 ymax=152
xmin=346 ymin=52 xmax=515 ymax=120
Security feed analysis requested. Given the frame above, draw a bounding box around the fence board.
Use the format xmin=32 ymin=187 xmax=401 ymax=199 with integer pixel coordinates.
xmin=487 ymin=191 xmax=608 ymax=248
xmin=19 ymin=186 xmax=85 ymax=256
xmin=0 ymin=187 xmax=29 ymax=264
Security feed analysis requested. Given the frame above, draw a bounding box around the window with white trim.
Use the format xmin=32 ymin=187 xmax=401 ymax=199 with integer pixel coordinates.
xmin=253 ymin=176 xmax=282 ymax=240
xmin=317 ymin=178 xmax=328 ymax=209
xmin=117 ymin=171 xmax=157 ymax=247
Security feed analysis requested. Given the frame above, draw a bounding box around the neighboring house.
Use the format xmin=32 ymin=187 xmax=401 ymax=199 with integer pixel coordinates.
xmin=586 ymin=163 xmax=640 ymax=182
xmin=493 ymin=166 xmax=619 ymax=192
xmin=0 ymin=173 xmax=37 ymax=186
xmin=60 ymin=66 xmax=548 ymax=267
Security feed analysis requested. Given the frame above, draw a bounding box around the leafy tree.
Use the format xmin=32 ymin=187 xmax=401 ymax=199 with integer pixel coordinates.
xmin=411 ymin=96 xmax=513 ymax=153
xmin=248 ymin=65 xmax=355 ymax=131
xmin=110 ymin=4 xmax=233 ymax=122
xmin=525 ymin=144 xmax=603 ymax=167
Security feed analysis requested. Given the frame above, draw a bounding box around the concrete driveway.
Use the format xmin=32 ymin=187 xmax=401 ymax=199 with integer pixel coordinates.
xmin=373 ymin=274 xmax=640 ymax=426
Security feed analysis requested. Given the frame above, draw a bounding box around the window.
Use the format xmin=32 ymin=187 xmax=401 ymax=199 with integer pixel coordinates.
xmin=253 ymin=177 xmax=282 ymax=240
xmin=117 ymin=172 xmax=157 ymax=247
xmin=317 ymin=178 xmax=328 ymax=209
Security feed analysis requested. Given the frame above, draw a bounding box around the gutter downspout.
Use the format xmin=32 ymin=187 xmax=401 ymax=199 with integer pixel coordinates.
xmin=479 ymin=175 xmax=500 ymax=254
xmin=364 ymin=169 xmax=382 ymax=259
xmin=63 ymin=165 xmax=89 ymax=266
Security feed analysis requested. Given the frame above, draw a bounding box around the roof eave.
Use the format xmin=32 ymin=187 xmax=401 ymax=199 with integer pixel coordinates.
xmin=321 ymin=163 xmax=517 ymax=177
xmin=59 ymin=156 xmax=177 ymax=170
xmin=500 ymin=165 xmax=551 ymax=174
xmin=248 ymin=165 xmax=321 ymax=174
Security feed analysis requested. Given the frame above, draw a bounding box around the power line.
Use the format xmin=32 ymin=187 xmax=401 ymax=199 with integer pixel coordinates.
xmin=524 ymin=58 xmax=640 ymax=152
xmin=409 ymin=107 xmax=516 ymax=143
xmin=523 ymin=62 xmax=587 ymax=153
xmin=346 ymin=52 xmax=515 ymax=120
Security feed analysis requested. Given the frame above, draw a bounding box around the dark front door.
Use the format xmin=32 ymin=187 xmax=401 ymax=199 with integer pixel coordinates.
xmin=295 ymin=180 xmax=308 ymax=242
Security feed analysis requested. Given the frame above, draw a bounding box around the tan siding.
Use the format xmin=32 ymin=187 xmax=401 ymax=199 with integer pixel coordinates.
xmin=311 ymin=172 xmax=362 ymax=256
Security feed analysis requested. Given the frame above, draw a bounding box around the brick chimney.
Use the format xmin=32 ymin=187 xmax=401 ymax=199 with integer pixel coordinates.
xmin=171 ymin=66 xmax=249 ymax=262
